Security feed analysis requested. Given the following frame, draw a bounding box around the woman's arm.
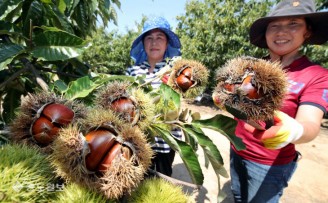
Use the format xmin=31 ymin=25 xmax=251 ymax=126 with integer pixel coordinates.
xmin=293 ymin=104 xmax=324 ymax=144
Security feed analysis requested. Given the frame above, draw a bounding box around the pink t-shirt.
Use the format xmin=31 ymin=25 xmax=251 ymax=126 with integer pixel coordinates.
xmin=231 ymin=56 xmax=328 ymax=165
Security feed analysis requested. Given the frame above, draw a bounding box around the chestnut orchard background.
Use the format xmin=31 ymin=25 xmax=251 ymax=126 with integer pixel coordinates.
xmin=83 ymin=0 xmax=328 ymax=91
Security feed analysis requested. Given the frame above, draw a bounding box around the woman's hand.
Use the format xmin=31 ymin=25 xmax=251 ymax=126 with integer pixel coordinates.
xmin=244 ymin=111 xmax=304 ymax=149
xmin=161 ymin=74 xmax=170 ymax=84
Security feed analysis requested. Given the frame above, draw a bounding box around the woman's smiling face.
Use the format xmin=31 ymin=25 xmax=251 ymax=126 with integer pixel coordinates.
xmin=143 ymin=29 xmax=168 ymax=62
xmin=265 ymin=17 xmax=310 ymax=56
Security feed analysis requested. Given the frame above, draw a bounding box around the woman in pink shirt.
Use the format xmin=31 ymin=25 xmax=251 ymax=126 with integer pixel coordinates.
xmin=230 ymin=0 xmax=328 ymax=202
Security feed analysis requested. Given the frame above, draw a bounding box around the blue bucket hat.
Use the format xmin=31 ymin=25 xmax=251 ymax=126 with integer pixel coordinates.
xmin=130 ymin=16 xmax=181 ymax=65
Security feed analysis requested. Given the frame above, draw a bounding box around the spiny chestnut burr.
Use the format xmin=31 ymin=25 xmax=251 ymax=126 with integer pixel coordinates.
xmin=213 ymin=56 xmax=288 ymax=121
xmin=167 ymin=59 xmax=209 ymax=99
xmin=31 ymin=103 xmax=74 ymax=145
xmin=95 ymin=81 xmax=155 ymax=130
xmin=176 ymin=67 xmax=194 ymax=92
xmin=85 ymin=129 xmax=132 ymax=173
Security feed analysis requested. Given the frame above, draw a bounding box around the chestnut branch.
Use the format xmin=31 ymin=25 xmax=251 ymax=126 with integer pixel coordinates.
xmin=36 ymin=66 xmax=81 ymax=78
xmin=0 ymin=66 xmax=29 ymax=90
xmin=20 ymin=58 xmax=49 ymax=91
xmin=0 ymin=130 xmax=10 ymax=135
xmin=138 ymin=65 xmax=172 ymax=88
xmin=30 ymin=66 xmax=49 ymax=91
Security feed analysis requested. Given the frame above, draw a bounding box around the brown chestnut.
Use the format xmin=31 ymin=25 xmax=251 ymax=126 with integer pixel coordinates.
xmin=97 ymin=142 xmax=122 ymax=172
xmin=85 ymin=130 xmax=116 ymax=171
xmin=176 ymin=67 xmax=194 ymax=92
xmin=97 ymin=143 xmax=132 ymax=172
xmin=223 ymin=83 xmax=236 ymax=93
xmin=176 ymin=75 xmax=194 ymax=92
xmin=111 ymin=98 xmax=136 ymax=122
xmin=240 ymin=75 xmax=262 ymax=99
xmin=181 ymin=67 xmax=192 ymax=79
xmin=42 ymin=103 xmax=74 ymax=125
xmin=32 ymin=116 xmax=60 ymax=144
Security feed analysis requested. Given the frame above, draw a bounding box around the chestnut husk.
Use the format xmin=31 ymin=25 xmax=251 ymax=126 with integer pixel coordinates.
xmin=8 ymin=91 xmax=86 ymax=153
xmin=50 ymin=108 xmax=153 ymax=199
xmin=95 ymin=81 xmax=155 ymax=130
xmin=212 ymin=56 xmax=288 ymax=121
xmin=167 ymin=58 xmax=209 ymax=99
xmin=127 ymin=178 xmax=196 ymax=203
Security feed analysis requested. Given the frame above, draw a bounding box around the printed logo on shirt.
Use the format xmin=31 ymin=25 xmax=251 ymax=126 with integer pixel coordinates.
xmin=288 ymin=80 xmax=305 ymax=94
xmin=322 ymin=89 xmax=328 ymax=103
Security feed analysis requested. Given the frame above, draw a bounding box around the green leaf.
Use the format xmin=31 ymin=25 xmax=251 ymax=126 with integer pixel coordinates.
xmin=32 ymin=30 xmax=87 ymax=61
xmin=41 ymin=0 xmax=52 ymax=3
xmin=0 ymin=0 xmax=21 ymax=21
xmin=151 ymin=124 xmax=204 ymax=185
xmin=54 ymin=79 xmax=68 ymax=93
xmin=2 ymin=88 xmax=23 ymax=123
xmin=184 ymin=124 xmax=230 ymax=202
xmin=57 ymin=0 xmax=66 ymax=13
xmin=0 ymin=43 xmax=25 ymax=68
xmin=159 ymin=83 xmax=181 ymax=108
xmin=63 ymin=76 xmax=100 ymax=100
xmin=183 ymin=125 xmax=229 ymax=178
xmin=43 ymin=4 xmax=74 ymax=34
xmin=192 ymin=114 xmax=245 ymax=150
xmin=72 ymin=1 xmax=90 ymax=37
xmin=22 ymin=0 xmax=43 ymax=38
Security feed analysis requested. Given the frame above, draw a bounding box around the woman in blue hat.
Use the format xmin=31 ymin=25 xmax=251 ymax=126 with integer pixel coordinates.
xmin=126 ymin=16 xmax=182 ymax=176
xmin=230 ymin=0 xmax=328 ymax=202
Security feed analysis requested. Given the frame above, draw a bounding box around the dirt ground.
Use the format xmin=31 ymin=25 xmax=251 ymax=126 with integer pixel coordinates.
xmin=171 ymin=101 xmax=328 ymax=203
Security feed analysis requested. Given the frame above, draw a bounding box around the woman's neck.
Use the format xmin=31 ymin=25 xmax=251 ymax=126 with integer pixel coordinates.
xmin=148 ymin=58 xmax=163 ymax=73
xmin=269 ymin=51 xmax=302 ymax=68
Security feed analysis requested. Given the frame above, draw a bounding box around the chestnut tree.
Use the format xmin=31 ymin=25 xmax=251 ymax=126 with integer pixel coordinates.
xmin=0 ymin=0 xmax=121 ymax=126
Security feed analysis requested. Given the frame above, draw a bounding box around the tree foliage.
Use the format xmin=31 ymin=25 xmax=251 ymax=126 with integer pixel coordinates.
xmin=81 ymin=16 xmax=149 ymax=75
xmin=0 ymin=0 xmax=120 ymax=124
xmin=317 ymin=0 xmax=328 ymax=10
xmin=81 ymin=28 xmax=136 ymax=75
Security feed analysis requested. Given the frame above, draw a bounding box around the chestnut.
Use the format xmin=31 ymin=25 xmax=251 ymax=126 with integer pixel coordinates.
xmin=223 ymin=83 xmax=237 ymax=93
xmin=181 ymin=67 xmax=192 ymax=79
xmin=176 ymin=75 xmax=194 ymax=92
xmin=176 ymin=67 xmax=194 ymax=92
xmin=30 ymin=103 xmax=75 ymax=145
xmin=42 ymin=103 xmax=74 ymax=125
xmin=85 ymin=130 xmax=117 ymax=171
xmin=32 ymin=116 xmax=60 ymax=144
xmin=97 ymin=142 xmax=122 ymax=172
xmin=97 ymin=143 xmax=132 ymax=172
xmin=84 ymin=129 xmax=134 ymax=173
xmin=111 ymin=98 xmax=136 ymax=122
xmin=240 ymin=75 xmax=262 ymax=99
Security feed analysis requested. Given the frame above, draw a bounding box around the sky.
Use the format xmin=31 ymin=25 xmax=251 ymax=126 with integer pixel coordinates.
xmin=106 ymin=0 xmax=189 ymax=33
